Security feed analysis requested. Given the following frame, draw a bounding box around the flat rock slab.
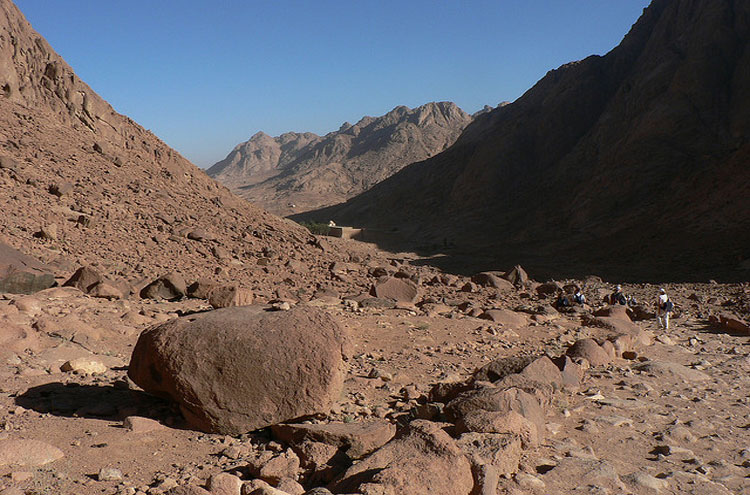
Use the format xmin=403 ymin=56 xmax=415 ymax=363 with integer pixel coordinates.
xmin=633 ymin=361 xmax=710 ymax=382
xmin=0 ymin=242 xmax=55 ymax=294
xmin=478 ymin=309 xmax=528 ymax=327
xmin=0 ymin=439 xmax=64 ymax=466
xmin=271 ymin=419 xmax=396 ymax=459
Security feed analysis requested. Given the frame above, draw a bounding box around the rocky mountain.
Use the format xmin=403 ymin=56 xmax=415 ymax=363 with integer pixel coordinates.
xmin=296 ymin=0 xmax=750 ymax=282
xmin=207 ymin=102 xmax=471 ymax=215
xmin=3 ymin=2 xmax=750 ymax=495
xmin=0 ymin=0 xmax=352 ymax=296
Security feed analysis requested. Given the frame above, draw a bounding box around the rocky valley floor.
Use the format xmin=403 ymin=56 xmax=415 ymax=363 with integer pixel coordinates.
xmin=0 ymin=253 xmax=748 ymax=495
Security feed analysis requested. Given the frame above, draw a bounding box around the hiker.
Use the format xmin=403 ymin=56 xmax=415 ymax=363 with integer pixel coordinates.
xmin=573 ymin=287 xmax=586 ymax=305
xmin=656 ymin=288 xmax=674 ymax=329
xmin=610 ymin=285 xmax=627 ymax=305
xmin=555 ymin=290 xmax=571 ymax=310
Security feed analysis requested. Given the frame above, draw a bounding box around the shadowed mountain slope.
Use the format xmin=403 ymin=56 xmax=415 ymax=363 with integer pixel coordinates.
xmin=208 ymin=102 xmax=471 ymax=215
xmin=296 ymin=0 xmax=750 ymax=282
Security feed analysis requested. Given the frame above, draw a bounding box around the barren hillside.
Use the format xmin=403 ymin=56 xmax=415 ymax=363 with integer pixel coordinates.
xmin=0 ymin=0 xmax=353 ymax=297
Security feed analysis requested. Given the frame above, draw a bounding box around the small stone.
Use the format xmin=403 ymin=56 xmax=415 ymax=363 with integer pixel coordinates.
xmin=10 ymin=471 xmax=33 ymax=482
xmin=515 ymin=472 xmax=545 ymax=488
xmin=622 ymin=471 xmax=668 ymax=491
xmin=270 ymin=301 xmax=291 ymax=311
xmin=123 ymin=416 xmax=165 ymax=433
xmin=60 ymin=358 xmax=107 ymax=374
xmin=98 ymin=467 xmax=123 ymax=481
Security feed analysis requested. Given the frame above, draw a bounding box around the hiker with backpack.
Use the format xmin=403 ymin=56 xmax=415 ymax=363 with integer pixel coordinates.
xmin=656 ymin=288 xmax=674 ymax=329
xmin=573 ymin=286 xmax=586 ymax=305
xmin=610 ymin=285 xmax=627 ymax=305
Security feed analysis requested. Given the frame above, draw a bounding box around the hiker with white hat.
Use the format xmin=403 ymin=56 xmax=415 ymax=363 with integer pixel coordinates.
xmin=656 ymin=288 xmax=674 ymax=329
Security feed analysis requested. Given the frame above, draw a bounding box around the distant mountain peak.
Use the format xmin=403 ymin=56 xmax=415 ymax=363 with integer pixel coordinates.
xmin=208 ymin=101 xmax=473 ymax=215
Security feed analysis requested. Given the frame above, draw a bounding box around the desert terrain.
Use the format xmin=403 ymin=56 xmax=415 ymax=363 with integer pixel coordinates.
xmin=1 ymin=0 xmax=749 ymax=494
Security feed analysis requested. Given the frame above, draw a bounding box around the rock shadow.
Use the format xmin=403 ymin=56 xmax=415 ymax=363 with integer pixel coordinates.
xmin=695 ymin=322 xmax=750 ymax=338
xmin=15 ymin=382 xmax=181 ymax=424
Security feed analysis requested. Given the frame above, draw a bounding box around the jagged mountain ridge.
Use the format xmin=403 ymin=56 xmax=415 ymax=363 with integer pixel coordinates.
xmin=0 ymin=0 xmax=346 ymax=295
xmin=295 ymin=0 xmax=750 ymax=281
xmin=207 ymin=102 xmax=471 ymax=215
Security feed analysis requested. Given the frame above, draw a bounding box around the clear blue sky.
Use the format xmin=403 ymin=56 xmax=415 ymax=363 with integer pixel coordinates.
xmin=15 ymin=1 xmax=650 ymax=168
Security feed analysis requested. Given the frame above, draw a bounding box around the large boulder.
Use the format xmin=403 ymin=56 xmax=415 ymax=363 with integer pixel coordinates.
xmin=0 ymin=242 xmax=55 ymax=294
xmin=503 ymin=265 xmax=530 ymax=287
xmin=330 ymin=420 xmax=474 ymax=495
xmin=445 ymin=387 xmax=546 ymax=444
xmin=478 ymin=309 xmax=528 ymax=327
xmin=63 ymin=266 xmax=127 ymax=299
xmin=128 ymin=305 xmax=347 ymax=434
xmin=471 ymin=272 xmax=514 ymax=291
xmin=370 ymin=277 xmax=419 ymax=303
xmin=567 ymin=338 xmax=611 ymax=367
xmin=140 ymin=272 xmax=187 ymax=300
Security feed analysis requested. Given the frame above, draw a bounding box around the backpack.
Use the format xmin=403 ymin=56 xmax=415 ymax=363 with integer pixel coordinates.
xmin=664 ymin=300 xmax=674 ymax=312
xmin=616 ymin=293 xmax=627 ymax=305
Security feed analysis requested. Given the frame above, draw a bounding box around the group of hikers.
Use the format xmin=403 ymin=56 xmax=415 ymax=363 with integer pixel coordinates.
xmin=554 ymin=284 xmax=674 ymax=329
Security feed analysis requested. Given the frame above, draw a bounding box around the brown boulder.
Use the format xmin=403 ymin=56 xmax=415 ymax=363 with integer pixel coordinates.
xmin=535 ymin=281 xmax=562 ymax=296
xmin=0 ymin=439 xmax=64 ymax=466
xmin=456 ymin=432 xmax=522 ymax=478
xmin=140 ymin=272 xmax=186 ymax=300
xmin=208 ymin=285 xmax=254 ymax=309
xmin=478 ymin=309 xmax=527 ymax=327
xmin=503 ymin=265 xmax=530 ymax=287
xmin=128 ymin=305 xmax=346 ymax=434
xmin=567 ymin=338 xmax=611 ymax=366
xmin=63 ymin=266 xmax=105 ymax=292
xmin=370 ymin=277 xmax=419 ymax=303
xmin=473 ymin=355 xmax=536 ymax=383
xmin=0 ymin=242 xmax=55 ymax=294
xmin=186 ymin=278 xmax=219 ymax=299
xmin=331 ymin=420 xmax=474 ymax=495
xmin=271 ymin=419 xmax=395 ymax=460
xmin=445 ymin=387 xmax=545 ymax=444
xmin=717 ymin=313 xmax=750 ymax=334
xmin=471 ymin=272 xmax=514 ymax=291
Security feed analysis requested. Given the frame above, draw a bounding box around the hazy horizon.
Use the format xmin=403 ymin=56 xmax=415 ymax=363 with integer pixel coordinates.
xmin=15 ymin=0 xmax=650 ymax=168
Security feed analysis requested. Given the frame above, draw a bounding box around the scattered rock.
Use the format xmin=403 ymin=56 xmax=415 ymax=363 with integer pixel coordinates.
xmin=60 ymin=358 xmax=107 ymax=374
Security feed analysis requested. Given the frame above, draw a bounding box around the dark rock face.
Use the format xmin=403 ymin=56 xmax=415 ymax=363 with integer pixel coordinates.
xmin=297 ymin=0 xmax=750 ymax=281
xmin=0 ymin=242 xmax=55 ymax=294
xmin=207 ymin=102 xmax=471 ymax=215
xmin=127 ymin=305 xmax=347 ymax=435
